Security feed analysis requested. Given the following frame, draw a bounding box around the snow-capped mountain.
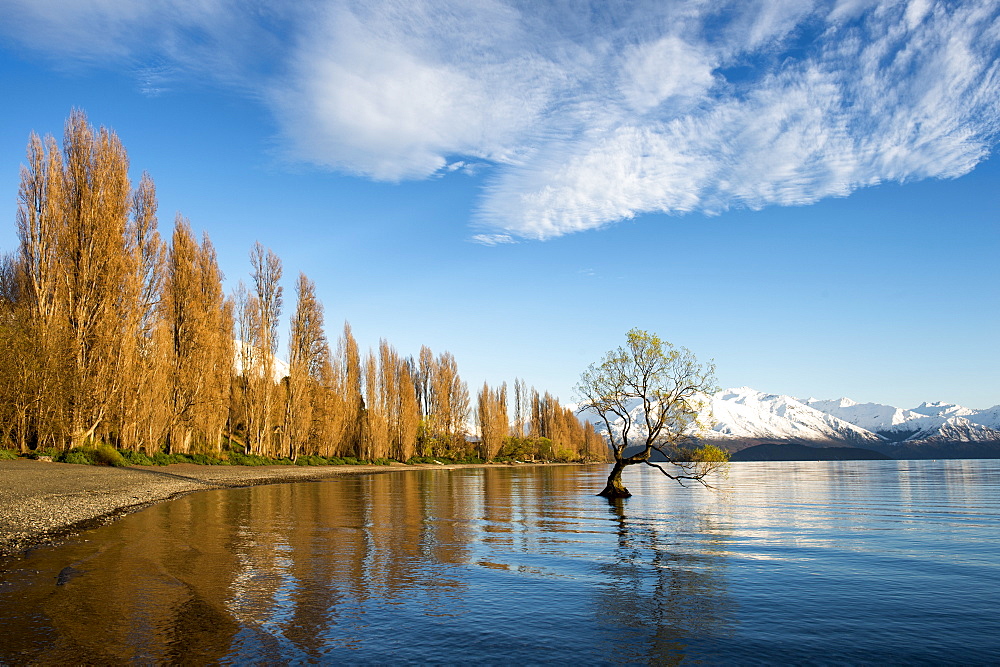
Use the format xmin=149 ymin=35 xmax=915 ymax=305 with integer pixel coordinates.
xmin=588 ymin=387 xmax=1000 ymax=449
xmin=801 ymin=397 xmax=926 ymax=437
xmin=593 ymin=387 xmax=886 ymax=448
xmin=702 ymin=389 xmax=1000 ymax=447
xmin=800 ymin=395 xmax=1000 ymax=443
xmin=910 ymin=401 xmax=977 ymax=419
xmin=706 ymin=387 xmax=883 ymax=445
xmin=968 ymin=405 xmax=1000 ymax=430
xmin=588 ymin=387 xmax=1000 ymax=457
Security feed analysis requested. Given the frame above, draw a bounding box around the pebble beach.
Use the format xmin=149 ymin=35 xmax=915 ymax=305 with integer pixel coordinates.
xmin=0 ymin=459 xmax=495 ymax=558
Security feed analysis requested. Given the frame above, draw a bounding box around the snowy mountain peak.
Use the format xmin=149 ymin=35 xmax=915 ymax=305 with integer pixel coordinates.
xmin=803 ymin=398 xmax=927 ymax=433
xmin=911 ymin=401 xmax=976 ymax=419
xmin=702 ymin=388 xmax=1000 ymax=447
xmin=718 ymin=386 xmax=761 ymax=402
xmin=706 ymin=388 xmax=883 ymax=444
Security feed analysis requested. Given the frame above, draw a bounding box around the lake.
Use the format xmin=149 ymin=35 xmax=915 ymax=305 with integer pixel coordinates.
xmin=1 ymin=460 xmax=999 ymax=664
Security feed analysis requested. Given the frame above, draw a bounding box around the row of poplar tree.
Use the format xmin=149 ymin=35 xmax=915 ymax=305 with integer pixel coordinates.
xmin=0 ymin=111 xmax=608 ymax=463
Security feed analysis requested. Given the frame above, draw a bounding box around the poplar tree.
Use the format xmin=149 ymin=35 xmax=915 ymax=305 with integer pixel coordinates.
xmin=196 ymin=235 xmax=235 ymax=451
xmin=239 ymin=243 xmax=283 ymax=456
xmin=0 ymin=253 xmax=32 ymax=450
xmin=338 ymin=322 xmax=364 ymax=458
xmin=440 ymin=352 xmax=471 ymax=450
xmin=583 ymin=421 xmax=608 ymax=461
xmin=162 ymin=219 xmax=200 ymax=453
xmin=426 ymin=351 xmax=470 ymax=457
xmin=311 ymin=349 xmax=345 ymax=457
xmin=233 ymin=282 xmax=256 ymax=451
xmin=363 ymin=349 xmax=390 ymax=461
xmin=161 ymin=219 xmax=232 ymax=453
xmin=416 ymin=345 xmax=434 ymax=423
xmin=285 ymin=273 xmax=327 ymax=459
xmin=59 ymin=111 xmax=136 ymax=446
xmin=377 ymin=340 xmax=421 ymax=462
xmin=113 ymin=174 xmax=166 ymax=452
xmin=512 ymin=378 xmax=528 ymax=438
xmin=529 ymin=388 xmax=542 ymax=440
xmin=15 ymin=132 xmax=66 ymax=448
xmin=14 ymin=111 xmax=163 ymax=449
xmin=476 ymin=381 xmax=508 ymax=461
xmin=393 ymin=358 xmax=420 ymax=461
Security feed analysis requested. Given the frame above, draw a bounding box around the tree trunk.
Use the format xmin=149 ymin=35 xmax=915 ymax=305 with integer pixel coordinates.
xmin=598 ymin=460 xmax=632 ymax=498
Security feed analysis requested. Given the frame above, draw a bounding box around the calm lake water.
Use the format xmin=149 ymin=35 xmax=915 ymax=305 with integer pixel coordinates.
xmin=1 ymin=460 xmax=999 ymax=664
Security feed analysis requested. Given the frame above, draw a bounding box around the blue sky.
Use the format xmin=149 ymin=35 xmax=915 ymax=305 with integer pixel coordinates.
xmin=0 ymin=0 xmax=997 ymax=409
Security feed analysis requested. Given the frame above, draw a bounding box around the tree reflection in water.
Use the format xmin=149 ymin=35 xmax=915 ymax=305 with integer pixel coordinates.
xmin=597 ymin=496 xmax=736 ymax=664
xmin=0 ymin=465 xmax=738 ymax=663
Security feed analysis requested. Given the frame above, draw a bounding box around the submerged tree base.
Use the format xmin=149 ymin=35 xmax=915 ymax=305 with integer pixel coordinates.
xmin=597 ymin=484 xmax=631 ymax=498
xmin=598 ymin=461 xmax=632 ymax=498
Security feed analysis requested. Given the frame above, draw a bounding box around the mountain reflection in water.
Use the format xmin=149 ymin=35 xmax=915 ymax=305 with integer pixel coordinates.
xmin=1 ymin=461 xmax=999 ymax=663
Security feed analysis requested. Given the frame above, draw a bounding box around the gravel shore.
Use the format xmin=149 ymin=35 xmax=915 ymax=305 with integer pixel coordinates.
xmin=0 ymin=459 xmax=488 ymax=558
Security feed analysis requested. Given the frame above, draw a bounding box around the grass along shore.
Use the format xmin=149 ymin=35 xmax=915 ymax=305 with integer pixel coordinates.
xmin=0 ymin=444 xmax=502 ymax=468
xmin=0 ymin=457 xmax=581 ymax=559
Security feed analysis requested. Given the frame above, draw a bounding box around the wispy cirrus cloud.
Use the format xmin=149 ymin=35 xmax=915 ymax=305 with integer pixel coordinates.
xmin=473 ymin=0 xmax=1000 ymax=238
xmin=468 ymin=233 xmax=516 ymax=246
xmin=2 ymin=0 xmax=997 ymax=240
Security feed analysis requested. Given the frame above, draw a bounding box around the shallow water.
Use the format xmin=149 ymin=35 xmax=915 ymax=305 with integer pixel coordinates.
xmin=1 ymin=460 xmax=998 ymax=664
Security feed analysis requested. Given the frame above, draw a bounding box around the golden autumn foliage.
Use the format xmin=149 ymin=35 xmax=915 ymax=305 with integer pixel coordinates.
xmin=0 ymin=112 xmax=604 ymax=463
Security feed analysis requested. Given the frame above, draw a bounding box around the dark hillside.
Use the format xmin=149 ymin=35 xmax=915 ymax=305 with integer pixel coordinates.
xmin=730 ymin=443 xmax=891 ymax=462
xmin=868 ymin=441 xmax=1000 ymax=460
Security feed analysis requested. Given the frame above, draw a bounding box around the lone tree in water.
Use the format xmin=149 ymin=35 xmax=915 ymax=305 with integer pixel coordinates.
xmin=576 ymin=329 xmax=727 ymax=498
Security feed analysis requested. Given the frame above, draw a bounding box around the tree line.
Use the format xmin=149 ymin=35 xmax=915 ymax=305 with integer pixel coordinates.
xmin=0 ymin=111 xmax=607 ymax=464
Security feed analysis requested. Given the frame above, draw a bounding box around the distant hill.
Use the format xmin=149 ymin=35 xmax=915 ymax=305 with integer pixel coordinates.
xmin=730 ymin=443 xmax=892 ymax=462
xmin=866 ymin=441 xmax=1000 ymax=460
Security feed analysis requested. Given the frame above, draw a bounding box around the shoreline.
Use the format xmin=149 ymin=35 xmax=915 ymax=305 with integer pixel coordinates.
xmin=0 ymin=459 xmax=569 ymax=559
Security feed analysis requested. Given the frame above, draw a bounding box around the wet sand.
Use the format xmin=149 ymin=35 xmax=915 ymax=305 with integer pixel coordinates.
xmin=0 ymin=459 xmax=514 ymax=558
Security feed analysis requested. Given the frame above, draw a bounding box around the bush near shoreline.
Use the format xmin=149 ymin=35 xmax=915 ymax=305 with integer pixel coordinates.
xmin=0 ymin=446 xmax=595 ymax=468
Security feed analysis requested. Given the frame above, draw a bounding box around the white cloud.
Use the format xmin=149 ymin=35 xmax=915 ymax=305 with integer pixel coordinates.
xmin=617 ymin=36 xmax=716 ymax=113
xmin=268 ymin=1 xmax=562 ymax=180
xmin=469 ymin=233 xmax=516 ymax=246
xmin=3 ymin=0 xmax=998 ymax=239
xmin=472 ymin=0 xmax=1000 ymax=238
xmin=904 ymin=0 xmax=933 ymax=30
